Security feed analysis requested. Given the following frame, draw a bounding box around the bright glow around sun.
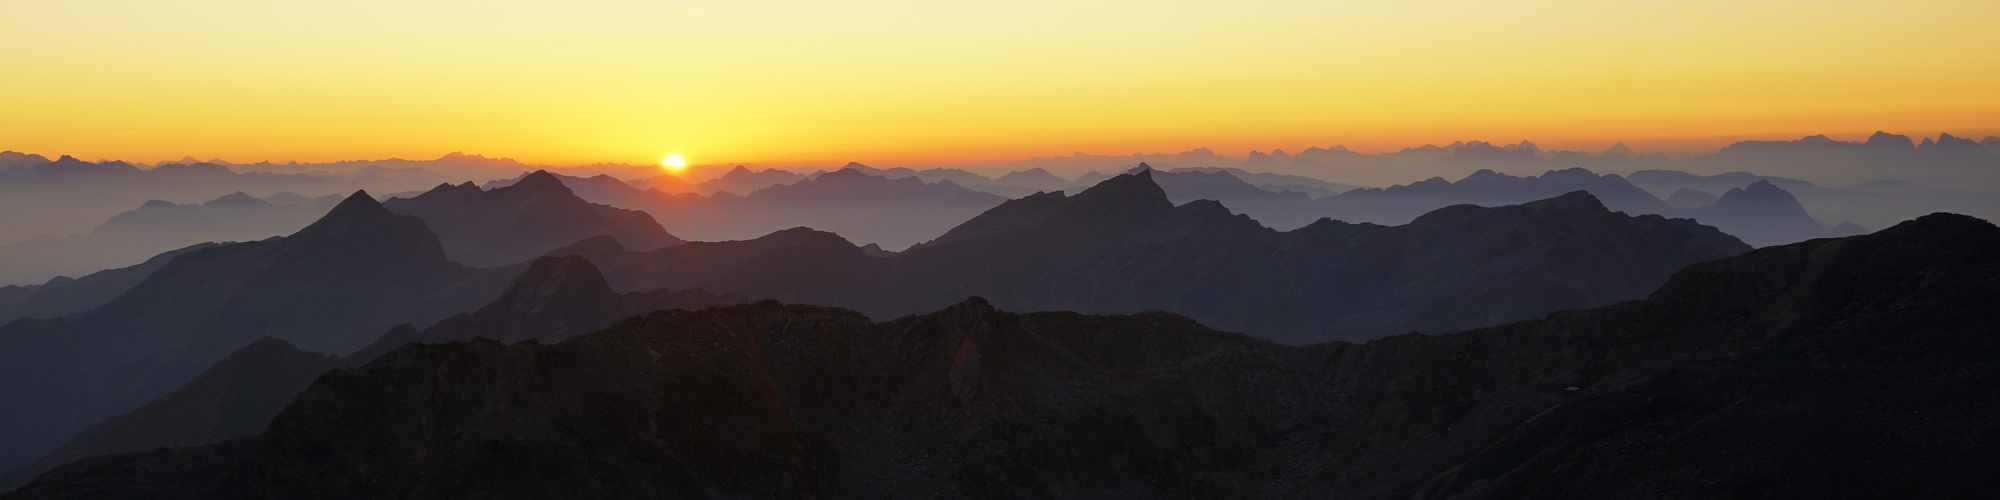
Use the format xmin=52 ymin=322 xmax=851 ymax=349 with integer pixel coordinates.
xmin=662 ymin=154 xmax=686 ymax=170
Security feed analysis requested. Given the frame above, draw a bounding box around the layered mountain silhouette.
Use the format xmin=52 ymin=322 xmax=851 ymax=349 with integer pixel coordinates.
xmin=0 ymin=191 xmax=344 ymax=286
xmin=10 ymin=213 xmax=1992 ymax=498
xmin=0 ymin=192 xmax=523 ymax=473
xmin=1630 ymin=168 xmax=2000 ymax=232
xmin=565 ymin=170 xmax=1750 ymax=344
xmin=525 ymin=168 xmax=1007 ymax=249
xmin=1663 ymin=187 xmax=1720 ymax=208
xmin=1686 ymin=180 xmax=1852 ymax=246
xmin=1316 ymin=167 xmax=1670 ymax=225
xmin=0 ymin=255 xmax=745 ymax=489
xmin=0 ymin=242 xmax=222 ymax=323
xmin=1703 ymin=132 xmax=2000 ymax=189
xmin=382 ymin=170 xmax=681 ymax=266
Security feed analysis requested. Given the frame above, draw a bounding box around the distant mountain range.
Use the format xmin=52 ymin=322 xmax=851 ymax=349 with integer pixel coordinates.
xmin=1628 ymin=168 xmax=2000 ymax=232
xmin=501 ymin=167 xmax=1006 ymax=249
xmin=383 ymin=170 xmax=682 ymax=267
xmin=0 ymin=191 xmax=340 ymax=286
xmin=9 ymin=212 xmax=1991 ymax=498
xmin=562 ymin=170 xmax=1750 ymax=344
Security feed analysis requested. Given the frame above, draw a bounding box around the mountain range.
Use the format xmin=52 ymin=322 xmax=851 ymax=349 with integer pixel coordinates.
xmin=0 ymin=243 xmax=222 ymax=324
xmin=0 ymin=192 xmax=341 ymax=285
xmin=382 ymin=171 xmax=682 ymax=267
xmin=0 ymin=255 xmax=745 ymax=489
xmin=561 ymin=170 xmax=1750 ymax=344
xmin=0 ymin=192 xmax=523 ymax=473
xmin=7 ymin=212 xmax=1991 ymax=498
xmin=513 ymin=167 xmax=1006 ymax=249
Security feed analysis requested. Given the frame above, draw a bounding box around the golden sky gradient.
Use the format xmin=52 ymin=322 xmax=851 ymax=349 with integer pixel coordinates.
xmin=3 ymin=0 xmax=1997 ymax=167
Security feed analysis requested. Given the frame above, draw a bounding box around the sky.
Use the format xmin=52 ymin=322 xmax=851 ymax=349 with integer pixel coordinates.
xmin=3 ymin=0 xmax=1997 ymax=168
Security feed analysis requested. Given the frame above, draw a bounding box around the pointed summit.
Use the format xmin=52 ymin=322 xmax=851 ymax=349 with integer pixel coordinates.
xmin=300 ymin=190 xmax=392 ymax=231
xmin=1067 ymin=169 xmax=1172 ymax=213
xmin=506 ymin=170 xmax=574 ymax=195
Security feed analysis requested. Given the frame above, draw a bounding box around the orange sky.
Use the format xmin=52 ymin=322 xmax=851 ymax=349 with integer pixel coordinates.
xmin=3 ymin=0 xmax=1997 ymax=168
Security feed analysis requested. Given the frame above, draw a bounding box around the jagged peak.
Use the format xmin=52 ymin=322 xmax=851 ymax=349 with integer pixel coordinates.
xmin=1070 ymin=169 xmax=1170 ymax=208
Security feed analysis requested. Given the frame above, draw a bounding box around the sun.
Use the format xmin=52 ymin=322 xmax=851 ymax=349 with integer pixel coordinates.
xmin=662 ymin=154 xmax=687 ymax=170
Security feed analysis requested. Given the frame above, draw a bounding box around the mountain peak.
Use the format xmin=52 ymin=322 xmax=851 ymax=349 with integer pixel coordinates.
xmin=494 ymin=255 xmax=619 ymax=310
xmin=323 ymin=190 xmax=386 ymax=219
xmin=508 ymin=170 xmax=572 ymax=194
xmin=1069 ymin=169 xmax=1170 ymax=208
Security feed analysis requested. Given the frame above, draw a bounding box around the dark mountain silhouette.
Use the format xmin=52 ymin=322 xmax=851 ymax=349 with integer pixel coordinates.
xmin=1125 ymin=164 xmax=1321 ymax=228
xmin=0 ymin=242 xmax=222 ymax=323
xmin=1663 ymin=187 xmax=1719 ymax=208
xmin=1317 ymin=167 xmax=1670 ymax=225
xmin=0 ymin=191 xmax=340 ymax=286
xmin=1625 ymin=169 xmax=1817 ymax=197
xmin=345 ymin=255 xmax=745 ymax=362
xmin=1685 ymin=180 xmax=1841 ymax=247
xmin=569 ymin=171 xmax=1749 ymax=344
xmin=532 ymin=168 xmax=1006 ymax=249
xmin=381 ymin=170 xmax=682 ymax=266
xmin=0 ymin=192 xmax=521 ymax=473
xmin=0 ymin=338 xmax=343 ymax=491
xmin=12 ymin=213 xmax=1993 ymax=499
xmin=0 ymin=256 xmax=745 ymax=489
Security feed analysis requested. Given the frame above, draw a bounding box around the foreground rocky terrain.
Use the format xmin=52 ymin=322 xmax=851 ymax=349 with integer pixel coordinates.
xmin=8 ymin=213 xmax=1994 ymax=499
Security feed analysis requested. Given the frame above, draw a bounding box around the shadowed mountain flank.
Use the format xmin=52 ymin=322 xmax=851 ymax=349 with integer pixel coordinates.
xmin=0 ymin=242 xmax=223 ymax=323
xmin=0 ymin=256 xmax=746 ymax=489
xmin=383 ymin=170 xmax=682 ymax=266
xmin=571 ymin=171 xmax=1750 ymax=344
xmin=9 ymin=213 xmax=1994 ymax=499
xmin=0 ymin=191 xmax=521 ymax=474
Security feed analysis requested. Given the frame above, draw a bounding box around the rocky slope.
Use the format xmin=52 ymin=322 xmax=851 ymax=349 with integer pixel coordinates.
xmin=8 ymin=213 xmax=1994 ymax=499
